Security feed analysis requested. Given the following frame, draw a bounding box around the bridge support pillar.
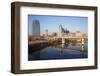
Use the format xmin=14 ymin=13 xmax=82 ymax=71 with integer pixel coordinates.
xmin=81 ymin=38 xmax=85 ymax=52
xmin=62 ymin=38 xmax=65 ymax=44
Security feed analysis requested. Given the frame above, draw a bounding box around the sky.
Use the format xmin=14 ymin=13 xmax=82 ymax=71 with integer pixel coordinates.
xmin=28 ymin=15 xmax=88 ymax=35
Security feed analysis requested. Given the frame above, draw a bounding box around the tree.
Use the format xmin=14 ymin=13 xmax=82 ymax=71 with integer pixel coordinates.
xmin=52 ymin=32 xmax=57 ymax=36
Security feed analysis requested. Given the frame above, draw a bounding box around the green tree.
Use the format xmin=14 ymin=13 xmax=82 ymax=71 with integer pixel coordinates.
xmin=52 ymin=32 xmax=57 ymax=36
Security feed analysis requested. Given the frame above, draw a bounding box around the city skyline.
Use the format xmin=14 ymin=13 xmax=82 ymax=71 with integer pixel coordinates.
xmin=28 ymin=15 xmax=88 ymax=35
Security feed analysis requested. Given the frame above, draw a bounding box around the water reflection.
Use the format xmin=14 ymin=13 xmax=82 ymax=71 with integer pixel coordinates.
xmin=28 ymin=42 xmax=88 ymax=61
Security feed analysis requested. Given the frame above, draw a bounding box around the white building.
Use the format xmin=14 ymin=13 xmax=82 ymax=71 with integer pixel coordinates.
xmin=45 ymin=29 xmax=48 ymax=36
xmin=32 ymin=20 xmax=40 ymax=36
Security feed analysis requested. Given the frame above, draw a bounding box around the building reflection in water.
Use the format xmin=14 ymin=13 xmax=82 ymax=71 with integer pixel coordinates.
xmin=28 ymin=41 xmax=88 ymax=61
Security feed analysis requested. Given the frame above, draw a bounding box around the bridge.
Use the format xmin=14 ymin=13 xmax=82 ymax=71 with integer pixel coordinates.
xmin=47 ymin=35 xmax=87 ymax=42
xmin=46 ymin=35 xmax=87 ymax=46
xmin=53 ymin=35 xmax=87 ymax=39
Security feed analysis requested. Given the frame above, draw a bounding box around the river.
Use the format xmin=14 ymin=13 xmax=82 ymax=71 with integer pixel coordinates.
xmin=28 ymin=43 xmax=88 ymax=61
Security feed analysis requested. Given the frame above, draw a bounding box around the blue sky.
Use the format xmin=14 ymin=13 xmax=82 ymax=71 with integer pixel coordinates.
xmin=28 ymin=15 xmax=88 ymax=35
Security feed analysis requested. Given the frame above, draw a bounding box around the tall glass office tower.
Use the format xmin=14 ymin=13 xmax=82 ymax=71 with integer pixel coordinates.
xmin=32 ymin=20 xmax=40 ymax=36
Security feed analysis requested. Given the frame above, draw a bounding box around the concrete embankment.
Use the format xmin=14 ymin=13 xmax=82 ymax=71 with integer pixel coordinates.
xmin=28 ymin=39 xmax=61 ymax=53
xmin=28 ymin=41 xmax=50 ymax=53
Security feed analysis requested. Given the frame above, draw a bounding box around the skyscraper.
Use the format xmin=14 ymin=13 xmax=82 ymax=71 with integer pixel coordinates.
xmin=45 ymin=29 xmax=48 ymax=36
xmin=32 ymin=20 xmax=40 ymax=36
xmin=59 ymin=25 xmax=63 ymax=37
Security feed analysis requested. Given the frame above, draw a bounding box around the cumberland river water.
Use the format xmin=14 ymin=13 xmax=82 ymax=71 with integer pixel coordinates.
xmin=28 ymin=43 xmax=88 ymax=61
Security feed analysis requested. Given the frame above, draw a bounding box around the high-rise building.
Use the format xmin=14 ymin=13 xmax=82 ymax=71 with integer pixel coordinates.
xmin=58 ymin=25 xmax=69 ymax=37
xmin=45 ymin=29 xmax=48 ymax=36
xmin=59 ymin=25 xmax=63 ymax=37
xmin=32 ymin=20 xmax=40 ymax=36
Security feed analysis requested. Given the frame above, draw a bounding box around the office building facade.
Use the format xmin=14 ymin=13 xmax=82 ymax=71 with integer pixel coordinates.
xmin=32 ymin=20 xmax=40 ymax=36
